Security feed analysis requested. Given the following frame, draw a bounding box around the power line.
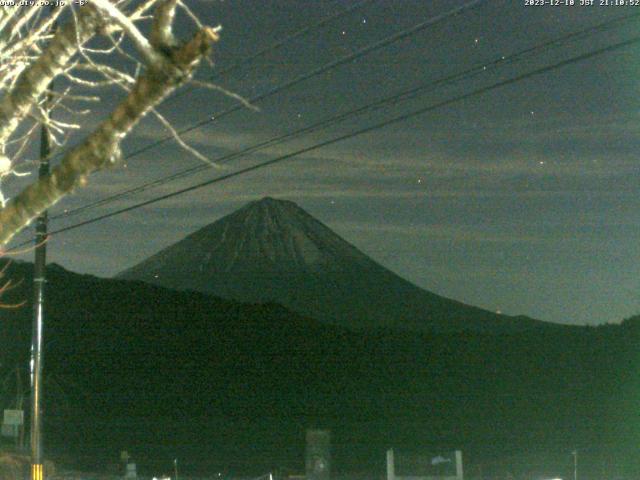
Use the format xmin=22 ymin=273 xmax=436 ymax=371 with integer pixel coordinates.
xmin=159 ymin=0 xmax=376 ymax=108
xmin=3 ymin=0 xmax=500 ymax=259
xmin=41 ymin=0 xmax=378 ymax=167
xmin=180 ymin=0 xmax=376 ymax=82
xmin=69 ymin=0 xmax=491 ymax=165
xmin=44 ymin=0 xmax=494 ymax=221
xmin=52 ymin=11 xmax=640 ymax=221
xmin=3 ymin=0 xmax=494 ymax=249
xmin=35 ymin=34 xmax=640 ymax=243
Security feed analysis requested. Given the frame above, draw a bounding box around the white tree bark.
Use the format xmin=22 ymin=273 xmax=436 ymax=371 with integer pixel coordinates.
xmin=0 ymin=1 xmax=221 ymax=247
xmin=0 ymin=6 xmax=103 ymax=149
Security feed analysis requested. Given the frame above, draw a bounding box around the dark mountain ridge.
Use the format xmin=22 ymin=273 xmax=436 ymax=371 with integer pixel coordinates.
xmin=1 ymin=262 xmax=638 ymax=478
xmin=118 ymin=197 xmax=549 ymax=333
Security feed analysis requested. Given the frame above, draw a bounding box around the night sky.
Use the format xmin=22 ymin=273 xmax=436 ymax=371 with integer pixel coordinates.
xmin=7 ymin=0 xmax=640 ymax=325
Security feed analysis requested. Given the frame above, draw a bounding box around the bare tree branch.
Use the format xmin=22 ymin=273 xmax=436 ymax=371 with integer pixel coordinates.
xmin=0 ymin=26 xmax=220 ymax=246
xmin=90 ymin=0 xmax=162 ymax=66
xmin=0 ymin=6 xmax=103 ymax=149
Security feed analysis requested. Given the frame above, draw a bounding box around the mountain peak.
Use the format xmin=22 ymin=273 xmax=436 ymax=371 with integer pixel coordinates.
xmin=119 ymin=197 xmax=365 ymax=281
xmin=118 ymin=199 xmax=546 ymax=333
xmin=238 ymin=196 xmax=306 ymax=223
xmin=252 ymin=196 xmax=291 ymax=206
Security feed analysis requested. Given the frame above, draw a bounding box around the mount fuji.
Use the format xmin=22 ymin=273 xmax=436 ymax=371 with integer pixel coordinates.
xmin=118 ymin=197 xmax=546 ymax=333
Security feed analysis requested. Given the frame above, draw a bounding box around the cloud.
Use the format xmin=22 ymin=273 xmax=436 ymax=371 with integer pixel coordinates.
xmin=332 ymin=221 xmax=545 ymax=244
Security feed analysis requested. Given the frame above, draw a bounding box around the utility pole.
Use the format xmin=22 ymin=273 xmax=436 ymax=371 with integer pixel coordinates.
xmin=16 ymin=367 xmax=25 ymax=450
xmin=30 ymin=70 xmax=54 ymax=480
xmin=572 ymin=450 xmax=578 ymax=480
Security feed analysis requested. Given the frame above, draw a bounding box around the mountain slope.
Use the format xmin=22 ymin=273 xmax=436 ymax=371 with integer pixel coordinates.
xmin=0 ymin=262 xmax=637 ymax=476
xmin=0 ymin=262 xmax=366 ymax=472
xmin=118 ymin=197 xmax=546 ymax=333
